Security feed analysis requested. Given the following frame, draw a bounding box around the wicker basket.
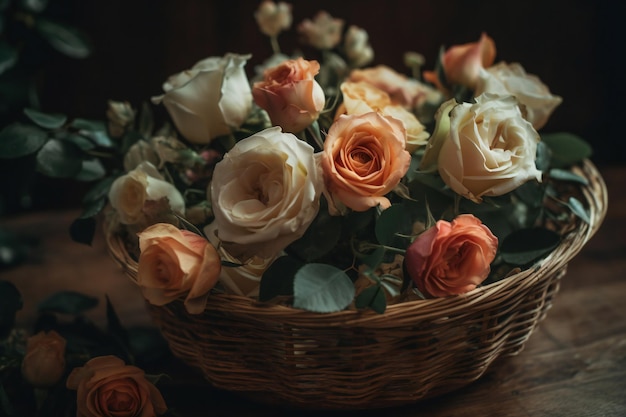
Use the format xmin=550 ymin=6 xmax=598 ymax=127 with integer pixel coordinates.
xmin=106 ymin=159 xmax=607 ymax=410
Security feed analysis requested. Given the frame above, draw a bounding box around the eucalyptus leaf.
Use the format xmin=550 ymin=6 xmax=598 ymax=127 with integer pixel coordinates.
xmin=35 ymin=18 xmax=92 ymax=59
xmin=0 ymin=41 xmax=17 ymax=75
xmin=541 ymin=132 xmax=592 ymax=168
xmin=535 ymin=141 xmax=552 ymax=172
xmin=82 ymin=176 xmax=116 ymax=204
xmin=355 ymin=283 xmax=386 ymax=314
xmin=288 ymin=209 xmax=341 ymax=262
xmin=35 ymin=138 xmax=83 ymax=178
xmin=76 ymin=158 xmax=106 ymax=181
xmin=258 ymin=256 xmax=301 ymax=302
xmin=37 ymin=290 xmax=98 ymax=315
xmin=567 ymin=197 xmax=591 ymax=224
xmin=23 ymin=107 xmax=67 ymax=129
xmin=293 ymin=263 xmax=355 ymax=313
xmin=549 ymin=168 xmax=589 ymax=185
xmin=0 ymin=123 xmax=47 ymax=158
xmin=500 ymin=228 xmax=560 ymax=266
xmin=358 ymin=245 xmax=385 ymax=269
xmin=21 ymin=0 xmax=49 ymax=13
xmin=375 ymin=203 xmax=412 ymax=246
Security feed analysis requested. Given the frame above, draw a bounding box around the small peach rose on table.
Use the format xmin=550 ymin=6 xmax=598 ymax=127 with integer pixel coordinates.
xmin=21 ymin=330 xmax=66 ymax=388
xmin=137 ymin=223 xmax=221 ymax=314
xmin=252 ymin=58 xmax=326 ymax=134
xmin=66 ymin=355 xmax=168 ymax=417
xmin=321 ymin=112 xmax=411 ymax=213
xmin=405 ymin=214 xmax=498 ymax=298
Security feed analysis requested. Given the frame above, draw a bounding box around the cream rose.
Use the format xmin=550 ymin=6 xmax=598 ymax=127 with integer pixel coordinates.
xmin=152 ymin=53 xmax=252 ymax=144
xmin=108 ymin=161 xmax=185 ymax=225
xmin=21 ymin=330 xmax=66 ymax=388
xmin=254 ymin=1 xmax=292 ymax=38
xmin=137 ymin=223 xmax=221 ymax=314
xmin=344 ymin=25 xmax=374 ymax=68
xmin=209 ymin=126 xmax=323 ymax=258
xmin=66 ymin=355 xmax=168 ymax=417
xmin=252 ymin=58 xmax=325 ymax=133
xmin=475 ymin=62 xmax=563 ymax=130
xmin=321 ymin=112 xmax=411 ymax=212
xmin=422 ymin=94 xmax=542 ymax=203
xmin=337 ymin=81 xmax=429 ymax=153
xmin=297 ymin=11 xmax=344 ymax=50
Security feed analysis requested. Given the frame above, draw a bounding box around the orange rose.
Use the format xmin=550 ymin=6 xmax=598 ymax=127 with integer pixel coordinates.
xmin=137 ymin=223 xmax=221 ymax=314
xmin=321 ymin=112 xmax=411 ymax=212
xmin=337 ymin=81 xmax=429 ymax=153
xmin=252 ymin=58 xmax=325 ymax=133
xmin=424 ymin=32 xmax=496 ymax=90
xmin=66 ymin=355 xmax=168 ymax=417
xmin=21 ymin=330 xmax=66 ymax=388
xmin=405 ymin=214 xmax=498 ymax=298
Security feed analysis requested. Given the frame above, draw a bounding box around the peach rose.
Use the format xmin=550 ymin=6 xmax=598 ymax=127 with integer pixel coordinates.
xmin=348 ymin=65 xmax=441 ymax=111
xmin=252 ymin=58 xmax=325 ymax=133
xmin=137 ymin=223 xmax=221 ymax=314
xmin=421 ymin=94 xmax=542 ymax=203
xmin=424 ymin=32 xmax=496 ymax=90
xmin=475 ymin=62 xmax=563 ymax=130
xmin=321 ymin=112 xmax=411 ymax=212
xmin=297 ymin=11 xmax=344 ymax=50
xmin=21 ymin=330 xmax=66 ymax=388
xmin=66 ymin=355 xmax=168 ymax=417
xmin=405 ymin=214 xmax=498 ymax=298
xmin=254 ymin=1 xmax=292 ymax=38
xmin=209 ymin=126 xmax=323 ymax=258
xmin=337 ymin=81 xmax=429 ymax=153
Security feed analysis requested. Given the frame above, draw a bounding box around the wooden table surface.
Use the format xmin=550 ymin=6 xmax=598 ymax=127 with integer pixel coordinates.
xmin=1 ymin=164 xmax=624 ymax=417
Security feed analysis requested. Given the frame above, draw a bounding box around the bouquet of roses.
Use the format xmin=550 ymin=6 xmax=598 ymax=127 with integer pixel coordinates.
xmin=0 ymin=1 xmax=592 ymax=316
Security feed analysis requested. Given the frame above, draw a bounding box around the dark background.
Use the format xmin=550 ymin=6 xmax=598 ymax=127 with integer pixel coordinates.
xmin=1 ymin=0 xmax=624 ymax=213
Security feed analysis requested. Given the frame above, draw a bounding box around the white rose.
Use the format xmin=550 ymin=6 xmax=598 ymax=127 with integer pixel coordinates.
xmin=422 ymin=94 xmax=542 ymax=203
xmin=475 ymin=62 xmax=562 ymax=130
xmin=152 ymin=53 xmax=253 ymax=144
xmin=344 ymin=25 xmax=374 ymax=68
xmin=254 ymin=1 xmax=292 ymax=38
xmin=108 ymin=162 xmax=185 ymax=225
xmin=209 ymin=126 xmax=323 ymax=258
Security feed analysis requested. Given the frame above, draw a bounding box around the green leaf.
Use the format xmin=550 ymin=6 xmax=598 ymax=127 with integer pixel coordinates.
xmin=21 ymin=0 xmax=49 ymax=12
xmin=0 ymin=41 xmax=18 ymax=75
xmin=541 ymin=132 xmax=592 ymax=168
xmin=293 ymin=263 xmax=355 ymax=313
xmin=23 ymin=107 xmax=67 ymax=129
xmin=258 ymin=256 xmax=301 ymax=302
xmin=358 ymin=245 xmax=385 ymax=269
xmin=535 ymin=141 xmax=552 ymax=172
xmin=567 ymin=197 xmax=591 ymax=224
xmin=76 ymin=158 xmax=106 ymax=181
xmin=37 ymin=291 xmax=98 ymax=314
xmin=375 ymin=203 xmax=412 ymax=246
xmin=549 ymin=168 xmax=589 ymax=185
xmin=83 ymin=175 xmax=116 ymax=204
xmin=0 ymin=123 xmax=47 ymax=158
xmin=355 ymin=283 xmax=387 ymax=314
xmin=288 ymin=209 xmax=341 ymax=262
xmin=36 ymin=138 xmax=83 ymax=178
xmin=71 ymin=118 xmax=113 ymax=147
xmin=69 ymin=216 xmax=97 ymax=245
xmin=500 ymin=228 xmax=560 ymax=266
xmin=35 ymin=18 xmax=92 ymax=59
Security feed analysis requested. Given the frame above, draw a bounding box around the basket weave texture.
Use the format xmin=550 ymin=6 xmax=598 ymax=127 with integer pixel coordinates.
xmin=106 ymin=160 xmax=607 ymax=410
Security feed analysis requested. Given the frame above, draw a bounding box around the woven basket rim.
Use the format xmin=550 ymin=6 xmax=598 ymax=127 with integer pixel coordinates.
xmin=105 ymin=159 xmax=608 ymax=326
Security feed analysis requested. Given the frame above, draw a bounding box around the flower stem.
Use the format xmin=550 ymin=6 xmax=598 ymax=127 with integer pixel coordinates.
xmin=270 ymin=36 xmax=281 ymax=55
